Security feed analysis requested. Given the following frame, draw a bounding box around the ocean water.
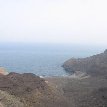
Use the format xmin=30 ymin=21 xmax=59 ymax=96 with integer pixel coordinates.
xmin=0 ymin=44 xmax=104 ymax=76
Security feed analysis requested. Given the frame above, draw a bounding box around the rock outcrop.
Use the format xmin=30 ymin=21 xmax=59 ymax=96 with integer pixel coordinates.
xmin=0 ymin=72 xmax=68 ymax=107
xmin=63 ymin=50 xmax=107 ymax=76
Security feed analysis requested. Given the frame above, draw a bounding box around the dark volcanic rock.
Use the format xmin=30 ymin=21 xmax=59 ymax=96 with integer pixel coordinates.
xmin=63 ymin=50 xmax=107 ymax=76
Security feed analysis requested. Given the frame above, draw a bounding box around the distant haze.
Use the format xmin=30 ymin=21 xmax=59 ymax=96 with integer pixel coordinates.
xmin=0 ymin=0 xmax=107 ymax=46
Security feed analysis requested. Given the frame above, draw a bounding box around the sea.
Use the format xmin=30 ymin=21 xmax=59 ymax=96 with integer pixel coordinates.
xmin=0 ymin=43 xmax=105 ymax=76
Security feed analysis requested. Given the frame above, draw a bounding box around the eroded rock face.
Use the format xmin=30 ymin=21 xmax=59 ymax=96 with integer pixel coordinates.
xmin=63 ymin=50 xmax=107 ymax=76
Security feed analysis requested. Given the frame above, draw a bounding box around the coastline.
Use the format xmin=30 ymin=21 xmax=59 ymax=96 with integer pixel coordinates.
xmin=0 ymin=70 xmax=107 ymax=107
xmin=0 ymin=50 xmax=107 ymax=107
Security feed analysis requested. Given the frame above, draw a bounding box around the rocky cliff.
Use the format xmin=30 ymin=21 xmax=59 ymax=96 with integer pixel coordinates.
xmin=63 ymin=49 xmax=107 ymax=76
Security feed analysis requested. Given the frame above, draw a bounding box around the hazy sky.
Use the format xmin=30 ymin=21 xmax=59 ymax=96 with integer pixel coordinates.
xmin=0 ymin=0 xmax=107 ymax=46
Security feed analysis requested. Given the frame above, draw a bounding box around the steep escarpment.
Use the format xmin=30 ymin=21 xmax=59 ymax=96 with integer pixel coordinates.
xmin=63 ymin=49 xmax=107 ymax=76
xmin=0 ymin=72 xmax=68 ymax=107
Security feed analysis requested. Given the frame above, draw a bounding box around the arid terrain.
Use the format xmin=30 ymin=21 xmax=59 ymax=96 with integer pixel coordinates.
xmin=0 ymin=71 xmax=68 ymax=107
xmin=46 ymin=75 xmax=107 ymax=107
xmin=0 ymin=50 xmax=107 ymax=107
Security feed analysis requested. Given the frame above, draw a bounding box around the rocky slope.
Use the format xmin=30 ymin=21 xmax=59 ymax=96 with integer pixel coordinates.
xmin=59 ymin=49 xmax=107 ymax=107
xmin=1 ymin=49 xmax=107 ymax=107
xmin=63 ymin=49 xmax=107 ymax=76
xmin=46 ymin=75 xmax=107 ymax=107
xmin=0 ymin=72 xmax=68 ymax=107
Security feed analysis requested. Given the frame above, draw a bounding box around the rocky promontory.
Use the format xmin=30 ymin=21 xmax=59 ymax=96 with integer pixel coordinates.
xmin=63 ymin=49 xmax=107 ymax=76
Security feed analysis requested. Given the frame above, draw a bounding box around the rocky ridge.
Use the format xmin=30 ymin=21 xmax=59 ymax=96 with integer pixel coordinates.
xmin=0 ymin=72 xmax=68 ymax=107
xmin=63 ymin=49 xmax=107 ymax=76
